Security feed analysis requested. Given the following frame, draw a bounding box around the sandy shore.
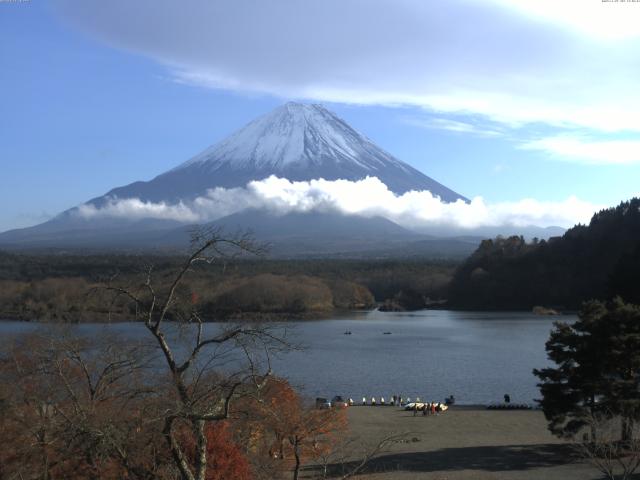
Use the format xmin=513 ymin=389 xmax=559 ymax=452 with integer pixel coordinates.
xmin=307 ymin=405 xmax=600 ymax=480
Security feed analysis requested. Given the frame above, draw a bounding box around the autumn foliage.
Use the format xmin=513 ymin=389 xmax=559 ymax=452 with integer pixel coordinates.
xmin=0 ymin=334 xmax=170 ymax=480
xmin=180 ymin=421 xmax=253 ymax=480
xmin=0 ymin=336 xmax=348 ymax=480
xmin=235 ymin=377 xmax=348 ymax=479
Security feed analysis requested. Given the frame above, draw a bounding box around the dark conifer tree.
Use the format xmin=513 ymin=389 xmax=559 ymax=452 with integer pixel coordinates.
xmin=535 ymin=298 xmax=640 ymax=442
xmin=534 ymin=301 xmax=608 ymax=439
xmin=600 ymin=298 xmax=640 ymax=442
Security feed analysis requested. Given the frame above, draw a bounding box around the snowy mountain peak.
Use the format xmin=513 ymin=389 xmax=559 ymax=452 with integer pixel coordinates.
xmin=175 ymin=102 xmax=405 ymax=172
xmin=95 ymin=102 xmax=467 ymax=203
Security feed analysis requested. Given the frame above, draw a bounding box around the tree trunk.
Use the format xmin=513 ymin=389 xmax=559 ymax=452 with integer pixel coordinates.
xmin=589 ymin=397 xmax=597 ymax=443
xmin=292 ymin=438 xmax=301 ymax=480
xmin=42 ymin=448 xmax=49 ymax=480
xmin=39 ymin=428 xmax=49 ymax=480
xmin=194 ymin=419 xmax=208 ymax=480
xmin=164 ymin=419 xmax=196 ymax=480
xmin=622 ymin=417 xmax=634 ymax=444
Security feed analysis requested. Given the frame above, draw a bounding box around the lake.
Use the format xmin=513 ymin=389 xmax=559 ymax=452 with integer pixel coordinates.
xmin=0 ymin=310 xmax=571 ymax=405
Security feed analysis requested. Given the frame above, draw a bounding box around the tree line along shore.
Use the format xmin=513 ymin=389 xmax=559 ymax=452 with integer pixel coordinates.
xmin=0 ymin=255 xmax=454 ymax=322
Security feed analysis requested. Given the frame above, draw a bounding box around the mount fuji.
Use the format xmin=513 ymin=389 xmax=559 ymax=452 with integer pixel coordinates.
xmin=94 ymin=102 xmax=467 ymax=205
xmin=0 ymin=102 xmax=477 ymax=255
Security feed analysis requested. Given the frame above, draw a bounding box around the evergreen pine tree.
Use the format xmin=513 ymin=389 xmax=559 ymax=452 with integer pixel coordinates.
xmin=534 ymin=298 xmax=640 ymax=441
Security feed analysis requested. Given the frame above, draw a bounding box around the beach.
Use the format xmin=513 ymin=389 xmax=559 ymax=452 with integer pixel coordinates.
xmin=310 ymin=405 xmax=600 ymax=479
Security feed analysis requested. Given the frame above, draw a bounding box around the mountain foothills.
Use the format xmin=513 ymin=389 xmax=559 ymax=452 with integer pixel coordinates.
xmin=1 ymin=197 xmax=638 ymax=320
xmin=448 ymin=198 xmax=640 ymax=310
xmin=0 ymin=102 xmax=480 ymax=256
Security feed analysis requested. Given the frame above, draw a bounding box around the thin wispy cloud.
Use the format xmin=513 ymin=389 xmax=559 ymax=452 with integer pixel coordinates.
xmin=493 ymin=163 xmax=509 ymax=174
xmin=492 ymin=0 xmax=640 ymax=40
xmin=402 ymin=116 xmax=504 ymax=137
xmin=53 ymin=0 xmax=640 ymax=134
xmin=76 ymin=176 xmax=601 ymax=230
xmin=521 ymin=136 xmax=640 ymax=165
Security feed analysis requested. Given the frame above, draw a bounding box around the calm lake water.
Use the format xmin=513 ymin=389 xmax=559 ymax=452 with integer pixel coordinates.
xmin=0 ymin=310 xmax=573 ymax=405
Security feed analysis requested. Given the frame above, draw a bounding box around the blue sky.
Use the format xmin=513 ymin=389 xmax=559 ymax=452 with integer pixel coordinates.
xmin=1 ymin=0 xmax=640 ymax=232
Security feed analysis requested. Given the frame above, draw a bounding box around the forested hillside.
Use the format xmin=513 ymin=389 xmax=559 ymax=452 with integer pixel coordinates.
xmin=448 ymin=198 xmax=640 ymax=310
xmin=0 ymin=254 xmax=454 ymax=321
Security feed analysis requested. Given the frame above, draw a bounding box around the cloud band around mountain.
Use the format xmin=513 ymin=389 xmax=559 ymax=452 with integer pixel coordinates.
xmin=76 ymin=176 xmax=601 ymax=231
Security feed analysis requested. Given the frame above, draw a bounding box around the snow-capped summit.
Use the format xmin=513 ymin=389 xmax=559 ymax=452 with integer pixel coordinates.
xmin=100 ymin=102 xmax=467 ymax=204
xmin=176 ymin=102 xmax=411 ymax=172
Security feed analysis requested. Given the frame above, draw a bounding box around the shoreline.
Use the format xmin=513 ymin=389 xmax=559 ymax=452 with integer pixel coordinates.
xmin=348 ymin=403 xmax=538 ymax=410
xmin=0 ymin=307 xmax=569 ymax=324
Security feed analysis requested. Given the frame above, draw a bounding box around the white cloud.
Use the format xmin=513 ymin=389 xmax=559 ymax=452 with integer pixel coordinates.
xmin=77 ymin=197 xmax=200 ymax=222
xmin=76 ymin=176 xmax=601 ymax=230
xmin=494 ymin=0 xmax=640 ymax=40
xmin=402 ymin=116 xmax=503 ymax=137
xmin=53 ymin=0 xmax=640 ymax=133
xmin=521 ymin=136 xmax=640 ymax=165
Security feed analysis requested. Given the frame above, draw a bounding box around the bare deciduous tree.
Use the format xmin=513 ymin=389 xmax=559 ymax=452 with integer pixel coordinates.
xmin=0 ymin=332 xmax=161 ymax=480
xmin=576 ymin=411 xmax=640 ymax=480
xmin=102 ymin=228 xmax=290 ymax=480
